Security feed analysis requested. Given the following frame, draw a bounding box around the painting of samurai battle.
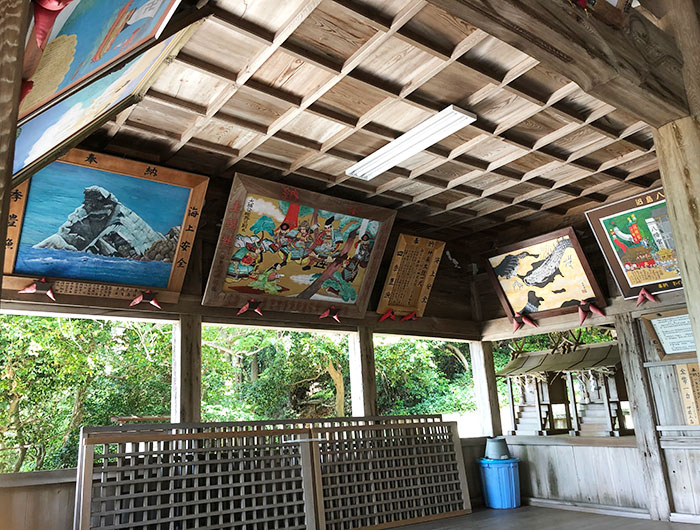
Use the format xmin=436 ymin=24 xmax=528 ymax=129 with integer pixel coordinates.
xmin=586 ymin=187 xmax=681 ymax=299
xmin=485 ymin=227 xmax=604 ymax=319
xmin=20 ymin=0 xmax=181 ymax=118
xmin=204 ymin=174 xmax=395 ymax=318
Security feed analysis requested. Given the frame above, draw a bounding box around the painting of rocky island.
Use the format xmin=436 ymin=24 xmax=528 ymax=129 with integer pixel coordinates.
xmin=14 ymin=161 xmax=190 ymax=288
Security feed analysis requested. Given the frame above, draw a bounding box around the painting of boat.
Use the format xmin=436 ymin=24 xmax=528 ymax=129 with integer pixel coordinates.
xmin=19 ymin=0 xmax=183 ymax=119
xmin=91 ymin=1 xmax=136 ymax=62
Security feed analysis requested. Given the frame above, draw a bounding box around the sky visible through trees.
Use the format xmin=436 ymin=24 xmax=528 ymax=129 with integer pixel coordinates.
xmin=0 ymin=314 xmax=611 ymax=473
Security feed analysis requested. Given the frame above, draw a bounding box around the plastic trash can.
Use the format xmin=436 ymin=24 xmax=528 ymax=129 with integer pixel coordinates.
xmin=478 ymin=457 xmax=521 ymax=509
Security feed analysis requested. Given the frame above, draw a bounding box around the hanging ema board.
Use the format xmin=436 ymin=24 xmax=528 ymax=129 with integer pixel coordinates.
xmin=20 ymin=0 xmax=183 ymax=120
xmin=484 ymin=227 xmax=605 ymax=320
xmin=4 ymin=148 xmax=208 ymax=305
xmin=376 ymin=234 xmax=445 ymax=318
xmin=13 ymin=29 xmax=190 ymax=182
xmin=203 ymin=174 xmax=396 ymax=318
xmin=585 ymin=187 xmax=681 ymax=299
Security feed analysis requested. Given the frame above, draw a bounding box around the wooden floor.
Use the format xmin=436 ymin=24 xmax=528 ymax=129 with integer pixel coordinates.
xmin=405 ymin=507 xmax=694 ymax=529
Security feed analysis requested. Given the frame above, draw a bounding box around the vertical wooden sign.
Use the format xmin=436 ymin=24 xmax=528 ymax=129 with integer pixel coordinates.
xmin=377 ymin=234 xmax=445 ymax=318
xmin=675 ymin=363 xmax=700 ymax=425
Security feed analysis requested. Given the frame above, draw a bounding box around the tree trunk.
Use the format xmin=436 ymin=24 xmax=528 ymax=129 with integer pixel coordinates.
xmin=250 ymin=351 xmax=259 ymax=382
xmin=12 ymin=404 xmax=26 ymax=473
xmin=446 ymin=344 xmax=470 ymax=372
xmin=297 ymin=228 xmax=358 ymax=299
xmin=327 ymin=360 xmax=345 ymax=417
xmin=62 ymin=378 xmax=91 ymax=449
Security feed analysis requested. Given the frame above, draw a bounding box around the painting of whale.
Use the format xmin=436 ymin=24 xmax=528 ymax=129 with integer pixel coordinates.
xmin=485 ymin=227 xmax=604 ymax=320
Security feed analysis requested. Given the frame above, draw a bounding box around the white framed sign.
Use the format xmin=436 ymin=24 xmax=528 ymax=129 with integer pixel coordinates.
xmin=641 ymin=309 xmax=697 ymax=361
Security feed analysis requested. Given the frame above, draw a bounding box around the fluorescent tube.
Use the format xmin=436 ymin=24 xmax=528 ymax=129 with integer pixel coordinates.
xmin=345 ymin=105 xmax=476 ymax=181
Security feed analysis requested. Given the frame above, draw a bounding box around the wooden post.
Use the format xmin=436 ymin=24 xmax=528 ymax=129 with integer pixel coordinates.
xmin=566 ymin=372 xmax=580 ymax=435
xmin=468 ymin=341 xmax=502 ymax=437
xmin=614 ymin=313 xmax=672 ymax=520
xmin=507 ymin=377 xmax=516 ymax=435
xmin=654 ymin=0 xmax=700 ymax=367
xmin=349 ymin=326 xmax=377 ymax=417
xmin=600 ymin=375 xmax=615 ymax=436
xmin=534 ymin=377 xmax=544 ymax=433
xmin=0 ymin=1 xmax=29 ymax=297
xmin=171 ymin=314 xmax=202 ymax=423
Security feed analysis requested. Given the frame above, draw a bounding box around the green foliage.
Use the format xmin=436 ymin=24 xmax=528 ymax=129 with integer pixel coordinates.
xmin=0 ymin=316 xmax=171 ymax=473
xmin=374 ymin=338 xmax=473 ymax=415
xmin=0 ymin=311 xmax=614 ymax=475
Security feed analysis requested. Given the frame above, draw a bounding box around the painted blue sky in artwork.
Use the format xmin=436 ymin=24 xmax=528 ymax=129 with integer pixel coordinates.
xmin=13 ymin=43 xmax=165 ymax=175
xmin=52 ymin=0 xmax=177 ymax=92
xmin=18 ymin=162 xmax=190 ymax=248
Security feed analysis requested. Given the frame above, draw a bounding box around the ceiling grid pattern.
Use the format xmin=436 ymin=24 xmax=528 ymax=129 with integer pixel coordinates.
xmin=87 ymin=0 xmax=662 ymax=248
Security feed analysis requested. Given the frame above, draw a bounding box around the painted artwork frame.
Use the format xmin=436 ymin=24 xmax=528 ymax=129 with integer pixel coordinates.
xmin=19 ymin=0 xmax=183 ymax=120
xmin=484 ymin=227 xmax=605 ymax=321
xmin=4 ymin=148 xmax=208 ymax=305
xmin=585 ymin=187 xmax=681 ymax=299
xmin=640 ymin=309 xmax=697 ymax=361
xmin=203 ymin=174 xmax=396 ymax=318
xmin=13 ymin=29 xmax=191 ymax=182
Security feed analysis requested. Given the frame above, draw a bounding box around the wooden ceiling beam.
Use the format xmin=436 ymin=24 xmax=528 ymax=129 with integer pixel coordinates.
xmin=214 ymin=2 xmax=428 ymax=173
xmin=158 ymin=0 xmax=324 ymax=163
xmin=426 ymin=0 xmax=688 ymax=128
xmin=447 ymin=169 xmax=663 ymax=237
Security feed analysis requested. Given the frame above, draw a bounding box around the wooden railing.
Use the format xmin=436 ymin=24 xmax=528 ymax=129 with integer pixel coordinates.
xmin=74 ymin=416 xmax=469 ymax=530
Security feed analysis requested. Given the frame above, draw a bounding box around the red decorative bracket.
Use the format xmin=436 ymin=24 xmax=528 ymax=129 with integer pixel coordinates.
xmin=577 ymin=299 xmax=606 ymax=325
xmin=400 ymin=312 xmax=418 ymax=321
xmin=378 ymin=309 xmax=396 ymax=322
xmin=512 ymin=312 xmax=537 ymax=333
xmin=19 ymin=278 xmax=55 ymax=301
xmin=130 ymin=290 xmax=161 ymax=310
xmin=237 ymin=299 xmax=262 ymax=316
xmin=320 ymin=305 xmax=340 ymax=323
xmin=636 ymin=287 xmax=658 ymax=307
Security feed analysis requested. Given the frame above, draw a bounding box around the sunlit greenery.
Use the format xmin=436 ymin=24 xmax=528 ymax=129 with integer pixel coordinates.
xmin=0 ymin=314 xmax=612 ymax=473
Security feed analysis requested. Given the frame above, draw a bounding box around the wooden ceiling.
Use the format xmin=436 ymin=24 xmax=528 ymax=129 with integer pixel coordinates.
xmin=83 ymin=0 xmax=661 ymax=251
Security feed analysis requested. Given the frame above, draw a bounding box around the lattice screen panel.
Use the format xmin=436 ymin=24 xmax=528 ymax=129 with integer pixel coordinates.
xmin=312 ymin=422 xmax=470 ymax=530
xmin=78 ymin=429 xmax=315 ymax=530
xmin=75 ymin=418 xmax=469 ymax=530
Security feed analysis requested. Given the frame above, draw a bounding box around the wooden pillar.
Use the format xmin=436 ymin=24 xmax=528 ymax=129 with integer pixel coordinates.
xmin=349 ymin=326 xmax=377 ymax=417
xmin=171 ymin=314 xmax=202 ymax=423
xmin=654 ymin=0 xmax=700 ymax=367
xmin=0 ymin=1 xmax=29 ymax=296
xmin=614 ymin=313 xmax=672 ymax=520
xmin=468 ymin=341 xmax=502 ymax=437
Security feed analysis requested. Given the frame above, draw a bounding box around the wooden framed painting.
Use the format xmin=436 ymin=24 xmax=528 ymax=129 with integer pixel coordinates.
xmin=585 ymin=187 xmax=681 ymax=299
xmin=19 ymin=0 xmax=183 ymax=120
xmin=640 ymin=309 xmax=697 ymax=361
xmin=376 ymin=234 xmax=445 ymax=318
xmin=484 ymin=227 xmax=605 ymax=320
xmin=203 ymin=174 xmax=396 ymax=318
xmin=13 ymin=30 xmax=189 ymax=181
xmin=4 ymin=148 xmax=208 ymax=305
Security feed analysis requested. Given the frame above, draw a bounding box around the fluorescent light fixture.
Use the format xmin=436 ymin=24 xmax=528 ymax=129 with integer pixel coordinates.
xmin=345 ymin=105 xmax=476 ymax=181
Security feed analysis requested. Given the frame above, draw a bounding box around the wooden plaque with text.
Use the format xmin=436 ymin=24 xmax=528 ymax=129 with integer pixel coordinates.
xmin=675 ymin=363 xmax=700 ymax=426
xmin=377 ymin=234 xmax=445 ymax=318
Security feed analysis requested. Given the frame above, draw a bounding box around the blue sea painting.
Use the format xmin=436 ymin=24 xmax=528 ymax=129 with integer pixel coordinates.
xmin=14 ymin=38 xmax=170 ymax=175
xmin=23 ymin=0 xmax=180 ymax=115
xmin=14 ymin=161 xmax=191 ymax=288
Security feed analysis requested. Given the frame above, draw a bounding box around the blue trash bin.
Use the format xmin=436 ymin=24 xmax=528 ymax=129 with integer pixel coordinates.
xmin=478 ymin=457 xmax=521 ymax=509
